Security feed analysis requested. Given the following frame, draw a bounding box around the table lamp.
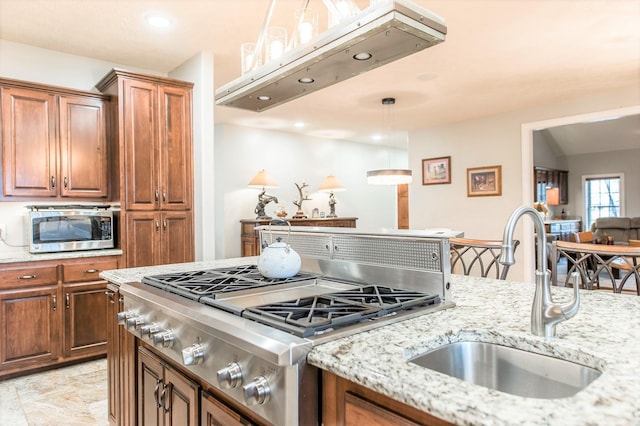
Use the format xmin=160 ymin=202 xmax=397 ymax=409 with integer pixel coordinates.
xmin=318 ymin=175 xmax=346 ymax=218
xmin=248 ymin=170 xmax=279 ymax=219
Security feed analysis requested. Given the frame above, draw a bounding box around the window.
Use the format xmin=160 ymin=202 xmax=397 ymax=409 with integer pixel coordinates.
xmin=583 ymin=174 xmax=625 ymax=230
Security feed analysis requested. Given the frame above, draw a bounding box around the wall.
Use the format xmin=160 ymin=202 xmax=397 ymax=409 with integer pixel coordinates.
xmin=566 ymin=147 xmax=640 ymax=228
xmin=213 ymin=124 xmax=400 ymax=259
xmin=409 ymin=85 xmax=639 ymax=282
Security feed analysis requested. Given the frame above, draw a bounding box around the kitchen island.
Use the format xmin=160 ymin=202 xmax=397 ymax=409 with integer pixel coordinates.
xmin=101 ymin=259 xmax=640 ymax=425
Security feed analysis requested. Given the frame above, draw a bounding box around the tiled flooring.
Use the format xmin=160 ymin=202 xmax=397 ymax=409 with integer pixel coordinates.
xmin=0 ymin=359 xmax=108 ymax=426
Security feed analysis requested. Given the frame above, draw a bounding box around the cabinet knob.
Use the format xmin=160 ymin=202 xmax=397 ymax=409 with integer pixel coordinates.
xmin=217 ymin=362 xmax=242 ymax=389
xmin=243 ymin=376 xmax=271 ymax=405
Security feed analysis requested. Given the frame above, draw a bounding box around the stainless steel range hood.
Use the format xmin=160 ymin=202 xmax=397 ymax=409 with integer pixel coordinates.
xmin=214 ymin=0 xmax=446 ymax=112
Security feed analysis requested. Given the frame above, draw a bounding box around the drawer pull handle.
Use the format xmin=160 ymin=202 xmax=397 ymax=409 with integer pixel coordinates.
xmin=18 ymin=275 xmax=37 ymax=280
xmin=84 ymin=269 xmax=99 ymax=273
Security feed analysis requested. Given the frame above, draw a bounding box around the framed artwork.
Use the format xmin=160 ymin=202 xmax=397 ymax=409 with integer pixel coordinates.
xmin=467 ymin=165 xmax=502 ymax=197
xmin=422 ymin=156 xmax=451 ymax=185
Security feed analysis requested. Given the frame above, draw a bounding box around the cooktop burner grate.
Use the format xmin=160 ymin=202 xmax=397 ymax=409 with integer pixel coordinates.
xmin=243 ymin=285 xmax=441 ymax=337
xmin=141 ymin=265 xmax=319 ymax=301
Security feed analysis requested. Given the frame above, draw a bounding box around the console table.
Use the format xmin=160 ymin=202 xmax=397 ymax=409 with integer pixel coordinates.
xmin=240 ymin=217 xmax=358 ymax=257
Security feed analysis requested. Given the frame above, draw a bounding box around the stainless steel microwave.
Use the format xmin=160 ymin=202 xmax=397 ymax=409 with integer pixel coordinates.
xmin=27 ymin=206 xmax=115 ymax=253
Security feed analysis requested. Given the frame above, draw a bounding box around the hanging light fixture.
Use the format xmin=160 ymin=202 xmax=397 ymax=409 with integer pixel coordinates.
xmin=367 ymin=97 xmax=413 ymax=185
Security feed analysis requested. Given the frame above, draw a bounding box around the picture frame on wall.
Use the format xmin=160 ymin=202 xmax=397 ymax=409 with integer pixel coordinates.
xmin=422 ymin=156 xmax=451 ymax=185
xmin=467 ymin=165 xmax=502 ymax=197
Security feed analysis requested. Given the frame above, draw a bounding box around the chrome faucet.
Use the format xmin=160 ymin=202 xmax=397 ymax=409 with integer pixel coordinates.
xmin=499 ymin=206 xmax=579 ymax=339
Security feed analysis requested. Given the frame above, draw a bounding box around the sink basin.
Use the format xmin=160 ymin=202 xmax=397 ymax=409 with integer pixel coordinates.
xmin=409 ymin=341 xmax=601 ymax=399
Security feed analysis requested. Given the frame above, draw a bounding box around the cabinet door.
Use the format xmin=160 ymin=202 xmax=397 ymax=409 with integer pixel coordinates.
xmin=59 ymin=95 xmax=109 ymax=198
xmin=123 ymin=78 xmax=160 ymax=211
xmin=126 ymin=212 xmax=161 ymax=267
xmin=163 ymin=366 xmax=199 ymax=426
xmin=138 ymin=347 xmax=164 ymax=426
xmin=0 ymin=286 xmax=61 ymax=372
xmin=158 ymin=85 xmax=193 ymax=211
xmin=1 ymin=86 xmax=57 ymax=196
xmin=161 ymin=211 xmax=194 ymax=265
xmin=105 ymin=286 xmax=120 ymax=426
xmin=201 ymin=392 xmax=253 ymax=426
xmin=62 ymin=281 xmax=108 ymax=358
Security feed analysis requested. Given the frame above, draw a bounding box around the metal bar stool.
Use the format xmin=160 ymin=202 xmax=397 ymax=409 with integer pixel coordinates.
xmin=450 ymin=238 xmax=520 ymax=280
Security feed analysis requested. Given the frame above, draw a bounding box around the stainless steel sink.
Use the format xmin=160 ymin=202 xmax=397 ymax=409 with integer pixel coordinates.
xmin=409 ymin=341 xmax=601 ymax=399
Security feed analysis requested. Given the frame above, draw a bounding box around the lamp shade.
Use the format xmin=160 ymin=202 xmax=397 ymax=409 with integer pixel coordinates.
xmin=546 ymin=187 xmax=560 ymax=206
xmin=367 ymin=169 xmax=413 ymax=185
xmin=248 ymin=170 xmax=279 ymax=188
xmin=318 ymin=175 xmax=346 ymax=192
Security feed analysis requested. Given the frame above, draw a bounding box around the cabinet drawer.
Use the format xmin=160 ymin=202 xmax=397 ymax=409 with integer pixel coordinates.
xmin=62 ymin=259 xmax=119 ymax=283
xmin=0 ymin=264 xmax=58 ymax=289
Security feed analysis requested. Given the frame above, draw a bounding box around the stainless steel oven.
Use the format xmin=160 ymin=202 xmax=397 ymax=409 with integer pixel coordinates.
xmin=27 ymin=205 xmax=114 ymax=253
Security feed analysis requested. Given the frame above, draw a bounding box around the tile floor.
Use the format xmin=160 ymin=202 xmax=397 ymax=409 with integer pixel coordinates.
xmin=0 ymin=358 xmax=108 ymax=426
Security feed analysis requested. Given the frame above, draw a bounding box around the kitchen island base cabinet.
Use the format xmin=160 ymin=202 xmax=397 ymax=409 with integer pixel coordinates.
xmin=201 ymin=392 xmax=255 ymax=426
xmin=138 ymin=346 xmax=199 ymax=426
xmin=322 ymin=370 xmax=453 ymax=426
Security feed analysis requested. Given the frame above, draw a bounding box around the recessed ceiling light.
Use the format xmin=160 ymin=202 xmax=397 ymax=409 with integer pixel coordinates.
xmin=293 ymin=122 xmax=305 ymax=128
xmin=353 ymin=52 xmax=372 ymax=61
xmin=257 ymin=95 xmax=271 ymax=101
xmin=145 ymin=14 xmax=172 ymax=28
xmin=298 ymin=77 xmax=315 ymax=84
xmin=371 ymin=134 xmax=382 ymax=141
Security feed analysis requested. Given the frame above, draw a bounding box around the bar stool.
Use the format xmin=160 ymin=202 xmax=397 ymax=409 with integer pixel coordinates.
xmin=450 ymin=238 xmax=519 ymax=280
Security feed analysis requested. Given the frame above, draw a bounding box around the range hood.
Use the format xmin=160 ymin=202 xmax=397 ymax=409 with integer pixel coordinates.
xmin=214 ymin=0 xmax=446 ymax=112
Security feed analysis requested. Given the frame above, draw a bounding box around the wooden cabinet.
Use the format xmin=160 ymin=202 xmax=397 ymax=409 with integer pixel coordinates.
xmin=0 ymin=79 xmax=109 ymax=198
xmin=96 ymin=69 xmax=194 ymax=267
xmin=138 ymin=346 xmax=199 ymax=426
xmin=125 ymin=211 xmax=194 ymax=267
xmin=534 ymin=167 xmax=568 ymax=205
xmin=322 ymin=370 xmax=453 ymax=426
xmin=0 ymin=255 xmax=119 ymax=379
xmin=545 ymin=219 xmax=582 ymax=242
xmin=240 ymin=217 xmax=358 ymax=257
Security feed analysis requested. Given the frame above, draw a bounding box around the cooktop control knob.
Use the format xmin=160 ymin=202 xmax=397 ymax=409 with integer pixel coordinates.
xmin=125 ymin=316 xmax=145 ymax=330
xmin=181 ymin=343 xmax=205 ymax=366
xmin=242 ymin=376 xmax=271 ymax=405
xmin=216 ymin=362 xmax=242 ymax=388
xmin=153 ymin=330 xmax=175 ymax=348
xmin=139 ymin=323 xmax=161 ymax=339
xmin=116 ymin=311 xmax=134 ymax=325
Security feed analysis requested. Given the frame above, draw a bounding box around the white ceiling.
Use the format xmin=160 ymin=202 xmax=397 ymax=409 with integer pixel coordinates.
xmin=1 ymin=0 xmax=638 ymax=150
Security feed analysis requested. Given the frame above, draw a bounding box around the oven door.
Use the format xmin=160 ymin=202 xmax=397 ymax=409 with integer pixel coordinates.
xmin=29 ymin=210 xmax=114 ymax=253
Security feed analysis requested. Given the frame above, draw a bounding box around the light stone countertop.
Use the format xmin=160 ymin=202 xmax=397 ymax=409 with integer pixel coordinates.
xmin=0 ymin=248 xmax=123 ymax=264
xmin=100 ymin=259 xmax=640 ymax=425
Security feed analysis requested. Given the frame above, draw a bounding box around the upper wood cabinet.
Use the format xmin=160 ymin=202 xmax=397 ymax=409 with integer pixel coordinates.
xmin=0 ymin=79 xmax=109 ymax=198
xmin=97 ymin=70 xmax=193 ymax=211
xmin=534 ymin=166 xmax=569 ymax=205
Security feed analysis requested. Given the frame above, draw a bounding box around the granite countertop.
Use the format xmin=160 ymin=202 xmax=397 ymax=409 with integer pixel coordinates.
xmin=100 ymin=259 xmax=640 ymax=425
xmin=0 ymin=248 xmax=123 ymax=264
xmin=308 ymin=275 xmax=640 ymax=426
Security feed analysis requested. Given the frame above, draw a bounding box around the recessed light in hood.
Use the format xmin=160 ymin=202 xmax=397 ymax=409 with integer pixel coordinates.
xmin=214 ymin=0 xmax=446 ymax=112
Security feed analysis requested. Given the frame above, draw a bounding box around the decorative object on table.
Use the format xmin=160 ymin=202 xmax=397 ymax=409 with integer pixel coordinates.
xmin=533 ymin=202 xmax=548 ymax=219
xmin=367 ymin=97 xmax=413 ymax=185
xmin=318 ymin=175 xmax=346 ymax=218
xmin=422 ymin=156 xmax=451 ymax=185
xmin=258 ymin=220 xmax=301 ymax=279
xmin=292 ymin=182 xmax=311 ymax=218
xmin=248 ymin=169 xmax=279 ymax=219
xmin=312 ymin=208 xmax=319 ymax=218
xmin=275 ymin=205 xmax=287 ymax=218
xmin=467 ymin=165 xmax=502 ymax=197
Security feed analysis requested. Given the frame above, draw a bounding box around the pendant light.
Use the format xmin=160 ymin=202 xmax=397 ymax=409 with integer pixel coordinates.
xmin=367 ymin=97 xmax=413 ymax=185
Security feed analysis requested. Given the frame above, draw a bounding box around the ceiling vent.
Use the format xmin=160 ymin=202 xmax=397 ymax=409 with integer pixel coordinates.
xmin=214 ymin=0 xmax=446 ymax=112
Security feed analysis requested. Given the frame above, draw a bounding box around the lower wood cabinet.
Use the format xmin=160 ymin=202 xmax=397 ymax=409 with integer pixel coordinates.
xmin=125 ymin=211 xmax=194 ymax=267
xmin=322 ymin=370 xmax=453 ymax=426
xmin=0 ymin=255 xmax=119 ymax=379
xmin=201 ymin=391 xmax=254 ymax=426
xmin=138 ymin=346 xmax=199 ymax=426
